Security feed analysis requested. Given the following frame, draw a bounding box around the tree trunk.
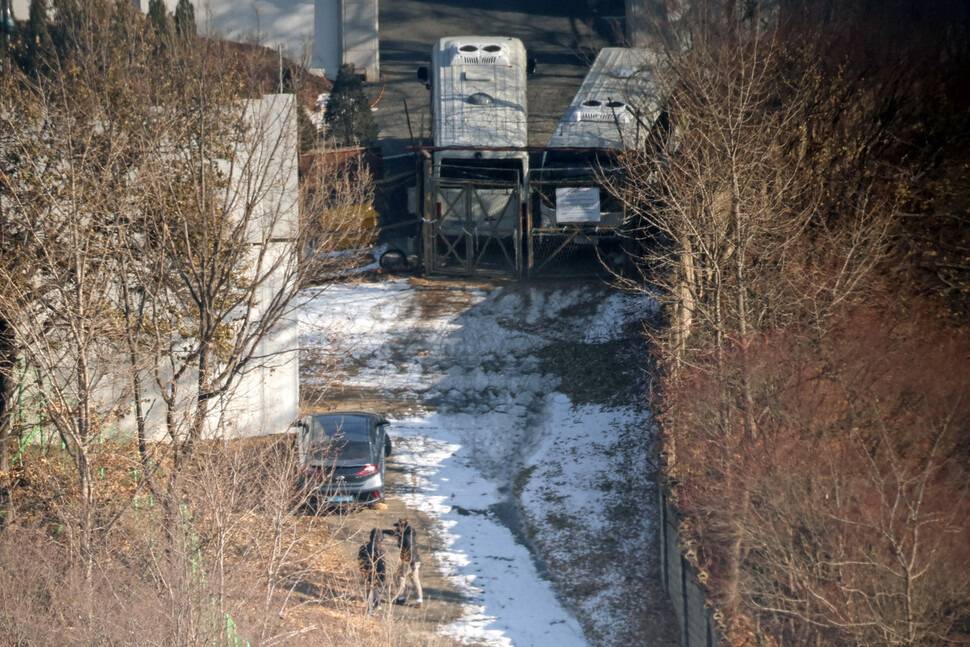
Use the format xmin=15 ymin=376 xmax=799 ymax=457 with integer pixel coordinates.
xmin=723 ymin=174 xmax=758 ymax=624
xmin=121 ymin=281 xmax=150 ymax=469
xmin=191 ymin=340 xmax=211 ymax=447
xmin=77 ymin=450 xmax=94 ymax=585
xmin=0 ymin=317 xmax=16 ymax=527
xmin=74 ymin=336 xmax=96 ymax=587
xmin=675 ymin=238 xmax=696 ymax=367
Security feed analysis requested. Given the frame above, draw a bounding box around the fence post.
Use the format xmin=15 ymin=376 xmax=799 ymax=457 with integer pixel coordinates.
xmin=421 ymin=157 xmax=435 ymax=273
xmin=659 ymin=486 xmax=668 ymax=591
xmin=682 ymin=554 xmax=690 ymax=646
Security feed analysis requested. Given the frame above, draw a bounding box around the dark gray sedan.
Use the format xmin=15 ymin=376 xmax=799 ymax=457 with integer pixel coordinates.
xmin=297 ymin=412 xmax=392 ymax=506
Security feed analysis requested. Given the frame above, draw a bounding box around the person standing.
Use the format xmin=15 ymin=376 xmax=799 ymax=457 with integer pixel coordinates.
xmin=358 ymin=528 xmax=386 ymax=611
xmin=388 ymin=518 xmax=423 ymax=606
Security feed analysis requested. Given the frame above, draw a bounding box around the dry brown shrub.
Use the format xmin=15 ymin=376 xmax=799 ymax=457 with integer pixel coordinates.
xmin=0 ymin=436 xmax=446 ymax=647
xmin=665 ymin=293 xmax=970 ymax=645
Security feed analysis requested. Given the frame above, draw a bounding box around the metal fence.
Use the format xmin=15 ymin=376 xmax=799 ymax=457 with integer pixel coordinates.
xmin=659 ymin=486 xmax=721 ymax=647
xmin=525 ymin=172 xmax=625 ymax=277
xmin=422 ymin=177 xmax=523 ymax=276
xmin=410 ymin=150 xmax=632 ymax=278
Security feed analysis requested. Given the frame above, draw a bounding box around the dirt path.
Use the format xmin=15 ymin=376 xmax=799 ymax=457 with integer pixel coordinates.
xmin=299 ymin=276 xmax=678 ymax=645
xmin=313 ymin=480 xmax=469 ymax=644
xmin=300 ymin=279 xmax=486 ymax=645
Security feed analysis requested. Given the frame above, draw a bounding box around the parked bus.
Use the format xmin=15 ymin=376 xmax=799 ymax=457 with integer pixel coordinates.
xmin=417 ymin=36 xmax=533 ymax=275
xmin=539 ymin=47 xmax=656 ymax=229
xmin=528 ymin=47 xmax=659 ymax=274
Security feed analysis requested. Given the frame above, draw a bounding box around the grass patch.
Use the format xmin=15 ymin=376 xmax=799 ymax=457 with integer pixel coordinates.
xmin=512 ymin=464 xmax=538 ymax=498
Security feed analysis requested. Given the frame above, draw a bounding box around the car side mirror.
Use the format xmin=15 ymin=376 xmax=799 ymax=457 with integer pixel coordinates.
xmin=527 ymin=57 xmax=537 ymax=75
xmin=417 ymin=66 xmax=429 ymax=82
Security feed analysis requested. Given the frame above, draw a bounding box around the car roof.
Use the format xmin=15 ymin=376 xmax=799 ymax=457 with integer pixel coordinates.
xmin=310 ymin=411 xmax=384 ymax=421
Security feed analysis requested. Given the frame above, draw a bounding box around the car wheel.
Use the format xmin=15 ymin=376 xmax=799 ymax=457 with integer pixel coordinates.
xmin=379 ymin=249 xmax=408 ymax=272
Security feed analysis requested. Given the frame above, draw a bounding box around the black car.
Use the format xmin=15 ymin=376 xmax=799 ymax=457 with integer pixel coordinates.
xmin=297 ymin=412 xmax=392 ymax=506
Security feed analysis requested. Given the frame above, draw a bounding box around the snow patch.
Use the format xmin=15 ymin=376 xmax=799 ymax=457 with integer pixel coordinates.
xmin=299 ymin=277 xmax=665 ymax=645
xmin=583 ymin=291 xmax=660 ymax=344
xmin=391 ymin=419 xmax=587 ymax=647
xmin=520 ymin=393 xmax=642 ymax=535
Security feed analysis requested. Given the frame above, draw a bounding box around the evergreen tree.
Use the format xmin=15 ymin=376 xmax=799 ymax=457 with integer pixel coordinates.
xmin=174 ymin=0 xmax=195 ymax=39
xmin=22 ymin=0 xmax=53 ymax=75
xmin=147 ymin=0 xmax=169 ymax=39
xmin=297 ymin=105 xmax=319 ymax=152
xmin=324 ymin=64 xmax=378 ymax=147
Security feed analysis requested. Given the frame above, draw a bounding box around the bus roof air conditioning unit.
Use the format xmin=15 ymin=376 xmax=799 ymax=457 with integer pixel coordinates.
xmin=446 ymin=42 xmax=511 ymax=67
xmin=569 ymin=99 xmax=632 ymax=124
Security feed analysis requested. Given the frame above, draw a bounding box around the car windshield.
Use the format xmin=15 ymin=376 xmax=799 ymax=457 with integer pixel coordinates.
xmin=304 ymin=415 xmax=372 ymax=463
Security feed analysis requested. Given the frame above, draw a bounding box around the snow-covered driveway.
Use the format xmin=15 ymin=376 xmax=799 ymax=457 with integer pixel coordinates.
xmin=299 ymin=278 xmax=676 ymax=646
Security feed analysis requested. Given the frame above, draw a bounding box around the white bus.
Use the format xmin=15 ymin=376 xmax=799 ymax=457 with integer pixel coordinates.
xmin=538 ymin=47 xmax=657 ymax=230
xmin=418 ymin=36 xmax=534 ymax=274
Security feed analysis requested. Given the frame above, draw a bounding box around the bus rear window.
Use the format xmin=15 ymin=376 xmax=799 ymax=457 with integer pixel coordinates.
xmin=439 ymin=158 xmax=523 ymax=182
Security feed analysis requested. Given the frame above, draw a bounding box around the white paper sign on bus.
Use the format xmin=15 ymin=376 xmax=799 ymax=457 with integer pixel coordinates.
xmin=555 ymin=187 xmax=601 ymax=223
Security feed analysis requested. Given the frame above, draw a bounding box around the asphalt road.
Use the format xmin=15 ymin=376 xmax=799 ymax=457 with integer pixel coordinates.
xmin=370 ymin=0 xmax=624 ymax=154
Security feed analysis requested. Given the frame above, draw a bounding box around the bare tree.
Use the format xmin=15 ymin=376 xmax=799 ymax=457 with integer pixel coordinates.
xmin=0 ymin=55 xmax=135 ymax=580
xmin=609 ymin=23 xmax=888 ymax=627
xmin=0 ymin=1 xmax=402 ymax=644
xmin=605 ymin=3 xmax=958 ymax=640
xmin=612 ymin=19 xmax=895 ymax=368
xmin=0 ymin=0 xmax=376 ymax=579
xmin=126 ymin=75 xmax=375 ymax=458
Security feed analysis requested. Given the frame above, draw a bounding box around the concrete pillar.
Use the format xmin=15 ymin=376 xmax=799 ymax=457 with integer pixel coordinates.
xmin=314 ymin=0 xmax=379 ymax=81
